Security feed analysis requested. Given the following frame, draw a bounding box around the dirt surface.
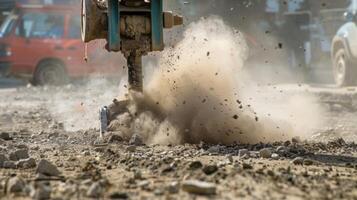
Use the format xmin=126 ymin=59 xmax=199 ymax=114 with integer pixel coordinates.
xmin=0 ymin=82 xmax=356 ymax=200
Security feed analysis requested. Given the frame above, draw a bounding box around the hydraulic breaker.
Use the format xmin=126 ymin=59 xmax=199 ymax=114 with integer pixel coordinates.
xmin=81 ymin=0 xmax=183 ymax=135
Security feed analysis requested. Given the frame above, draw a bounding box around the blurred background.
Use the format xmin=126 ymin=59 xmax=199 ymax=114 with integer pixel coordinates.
xmin=0 ymin=0 xmax=356 ymax=87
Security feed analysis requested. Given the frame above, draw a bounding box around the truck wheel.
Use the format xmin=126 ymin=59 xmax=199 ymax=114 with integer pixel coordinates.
xmin=333 ymin=49 xmax=355 ymax=87
xmin=33 ymin=61 xmax=68 ymax=86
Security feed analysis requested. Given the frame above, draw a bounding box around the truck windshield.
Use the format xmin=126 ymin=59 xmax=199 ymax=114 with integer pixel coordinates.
xmin=0 ymin=14 xmax=17 ymax=38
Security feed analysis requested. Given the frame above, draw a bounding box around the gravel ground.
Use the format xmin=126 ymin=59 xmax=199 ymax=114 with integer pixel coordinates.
xmin=0 ymin=83 xmax=356 ymax=200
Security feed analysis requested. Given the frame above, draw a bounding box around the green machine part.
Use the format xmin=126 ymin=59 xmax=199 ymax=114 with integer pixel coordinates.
xmin=106 ymin=0 xmax=164 ymax=52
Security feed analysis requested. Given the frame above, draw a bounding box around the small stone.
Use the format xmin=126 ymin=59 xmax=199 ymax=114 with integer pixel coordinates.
xmin=242 ymin=162 xmax=253 ymax=170
xmin=292 ymin=137 xmax=301 ymax=143
xmin=133 ymin=170 xmax=142 ymax=180
xmin=259 ymin=148 xmax=272 ymax=158
xmin=0 ymin=132 xmax=11 ymax=140
xmin=276 ymin=146 xmax=288 ymax=153
xmin=291 ymin=157 xmax=304 ymax=165
xmin=238 ymin=149 xmax=249 ymax=157
xmin=0 ymin=154 xmax=9 ymax=167
xmin=17 ymin=158 xmax=36 ymax=169
xmin=188 ymin=161 xmax=203 ymax=170
xmin=271 ymin=153 xmax=280 ymax=160
xmin=86 ymin=182 xmax=103 ymax=198
xmin=36 ymin=159 xmax=61 ymax=176
xmin=138 ymin=180 xmax=150 ymax=188
xmin=9 ymin=149 xmax=29 ymax=161
xmin=202 ymin=164 xmax=218 ymax=175
xmin=182 ymin=180 xmax=216 ymax=195
xmin=31 ymin=182 xmax=51 ymax=200
xmin=126 ymin=145 xmax=136 ymax=152
xmin=7 ymin=176 xmax=25 ymax=194
xmin=129 ymin=134 xmax=143 ymax=146
xmin=4 ymin=161 xmax=17 ymax=169
xmin=303 ymin=159 xmax=314 ymax=166
xmin=154 ymin=188 xmax=164 ymax=196
xmin=167 ymin=181 xmax=179 ymax=194
xmin=207 ymin=145 xmax=220 ymax=153
xmin=108 ymin=134 xmax=123 ymax=143
xmin=109 ymin=192 xmax=128 ymax=199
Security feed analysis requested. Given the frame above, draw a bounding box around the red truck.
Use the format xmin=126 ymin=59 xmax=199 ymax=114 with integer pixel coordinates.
xmin=0 ymin=3 xmax=123 ymax=85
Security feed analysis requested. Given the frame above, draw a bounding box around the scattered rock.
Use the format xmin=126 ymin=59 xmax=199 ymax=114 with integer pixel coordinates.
xmin=0 ymin=154 xmax=9 ymax=167
xmin=292 ymin=137 xmax=302 ymax=143
xmin=239 ymin=149 xmax=249 ymax=157
xmin=9 ymin=149 xmax=29 ymax=161
xmin=86 ymin=182 xmax=103 ymax=198
xmin=36 ymin=159 xmax=61 ymax=176
xmin=6 ymin=176 xmax=25 ymax=194
xmin=167 ymin=181 xmax=179 ymax=194
xmin=129 ymin=134 xmax=143 ymax=146
xmin=291 ymin=157 xmax=304 ymax=165
xmin=110 ymin=192 xmax=128 ymax=199
xmin=276 ymin=146 xmax=288 ymax=153
xmin=31 ymin=182 xmax=51 ymax=200
xmin=108 ymin=134 xmax=123 ymax=143
xmin=202 ymin=164 xmax=218 ymax=175
xmin=182 ymin=180 xmax=216 ymax=195
xmin=126 ymin=145 xmax=136 ymax=152
xmin=4 ymin=161 xmax=17 ymax=169
xmin=303 ymin=159 xmax=314 ymax=166
xmin=259 ymin=148 xmax=272 ymax=158
xmin=271 ymin=153 xmax=280 ymax=160
xmin=188 ymin=161 xmax=203 ymax=170
xmin=0 ymin=132 xmax=11 ymax=140
xmin=17 ymin=158 xmax=36 ymax=169
xmin=207 ymin=145 xmax=220 ymax=154
xmin=242 ymin=162 xmax=253 ymax=170
xmin=133 ymin=170 xmax=142 ymax=180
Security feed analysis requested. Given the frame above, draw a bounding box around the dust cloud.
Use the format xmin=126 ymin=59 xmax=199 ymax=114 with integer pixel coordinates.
xmin=48 ymin=17 xmax=325 ymax=145
xmin=110 ymin=17 xmax=325 ymax=145
xmin=48 ymin=78 xmax=120 ymax=132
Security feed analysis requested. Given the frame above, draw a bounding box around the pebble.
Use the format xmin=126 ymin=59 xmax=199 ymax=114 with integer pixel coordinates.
xmin=126 ymin=145 xmax=136 ymax=152
xmin=291 ymin=157 xmax=304 ymax=165
xmin=31 ymin=182 xmax=51 ymax=200
xmin=0 ymin=132 xmax=11 ymax=140
xmin=129 ymin=134 xmax=143 ymax=146
xmin=207 ymin=145 xmax=220 ymax=154
xmin=86 ymin=182 xmax=103 ymax=198
xmin=239 ymin=149 xmax=249 ymax=157
xmin=109 ymin=192 xmax=128 ymax=199
xmin=9 ymin=149 xmax=30 ymax=161
xmin=108 ymin=134 xmax=123 ymax=143
xmin=182 ymin=180 xmax=216 ymax=195
xmin=17 ymin=158 xmax=36 ymax=169
xmin=36 ymin=159 xmax=61 ymax=176
xmin=0 ymin=154 xmax=9 ymax=167
xmin=188 ymin=161 xmax=203 ymax=170
xmin=7 ymin=176 xmax=25 ymax=194
xmin=242 ymin=162 xmax=253 ymax=170
xmin=271 ymin=153 xmax=280 ymax=160
xmin=202 ymin=164 xmax=218 ymax=175
xmin=303 ymin=159 xmax=314 ymax=166
xmin=4 ymin=161 xmax=17 ymax=169
xmin=167 ymin=181 xmax=179 ymax=194
xmin=259 ymin=148 xmax=272 ymax=158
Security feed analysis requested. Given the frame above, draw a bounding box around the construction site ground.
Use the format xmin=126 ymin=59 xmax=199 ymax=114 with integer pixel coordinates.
xmin=0 ymin=79 xmax=356 ymax=200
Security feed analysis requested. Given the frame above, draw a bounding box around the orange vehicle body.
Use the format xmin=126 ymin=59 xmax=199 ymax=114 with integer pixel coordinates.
xmin=0 ymin=4 xmax=124 ymax=82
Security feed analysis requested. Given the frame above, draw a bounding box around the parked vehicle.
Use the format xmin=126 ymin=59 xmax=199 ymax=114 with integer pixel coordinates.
xmin=0 ymin=4 xmax=123 ymax=85
xmin=331 ymin=4 xmax=357 ymax=87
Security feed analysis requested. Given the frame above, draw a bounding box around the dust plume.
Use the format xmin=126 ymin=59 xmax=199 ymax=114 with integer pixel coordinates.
xmin=111 ymin=17 xmax=325 ymax=144
xmin=48 ymin=78 xmax=121 ymax=132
